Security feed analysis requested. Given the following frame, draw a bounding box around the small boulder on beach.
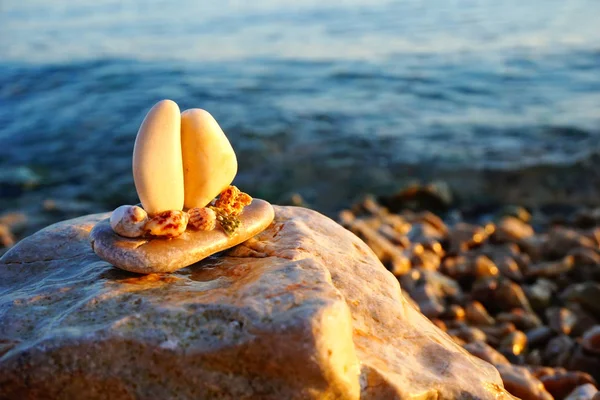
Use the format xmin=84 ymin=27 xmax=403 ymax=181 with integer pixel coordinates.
xmin=0 ymin=206 xmax=511 ymax=399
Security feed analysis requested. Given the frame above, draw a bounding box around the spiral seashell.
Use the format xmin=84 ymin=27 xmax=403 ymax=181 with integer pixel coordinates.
xmin=110 ymin=205 xmax=148 ymax=238
xmin=188 ymin=207 xmax=217 ymax=231
xmin=144 ymin=210 xmax=189 ymax=238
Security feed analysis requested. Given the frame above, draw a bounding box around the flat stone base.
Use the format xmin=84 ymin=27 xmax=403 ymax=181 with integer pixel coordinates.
xmin=89 ymin=199 xmax=274 ymax=273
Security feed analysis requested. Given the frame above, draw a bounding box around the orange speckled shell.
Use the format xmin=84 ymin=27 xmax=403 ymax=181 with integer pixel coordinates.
xmin=144 ymin=210 xmax=189 ymax=238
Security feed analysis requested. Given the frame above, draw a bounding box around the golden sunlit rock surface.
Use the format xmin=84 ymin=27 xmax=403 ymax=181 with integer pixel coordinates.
xmin=0 ymin=206 xmax=512 ymax=399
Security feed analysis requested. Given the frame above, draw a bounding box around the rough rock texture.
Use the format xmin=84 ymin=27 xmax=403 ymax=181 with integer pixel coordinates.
xmin=90 ymin=199 xmax=274 ymax=273
xmin=0 ymin=206 xmax=511 ymax=399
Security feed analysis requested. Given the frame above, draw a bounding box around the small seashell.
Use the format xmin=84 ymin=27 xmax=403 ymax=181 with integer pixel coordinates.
xmin=215 ymin=185 xmax=240 ymax=212
xmin=144 ymin=210 xmax=189 ymax=238
xmin=215 ymin=185 xmax=253 ymax=216
xmin=110 ymin=205 xmax=148 ymax=238
xmin=232 ymin=192 xmax=253 ymax=215
xmin=188 ymin=207 xmax=217 ymax=231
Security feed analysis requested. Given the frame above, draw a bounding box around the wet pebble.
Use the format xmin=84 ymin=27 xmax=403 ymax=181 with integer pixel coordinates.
xmin=527 ymin=326 xmax=555 ymax=349
xmin=495 ymin=216 xmax=534 ymax=242
xmin=500 ymin=206 xmax=532 ymax=223
xmin=568 ymin=346 xmax=600 ymax=383
xmin=500 ymin=330 xmax=528 ymax=357
xmin=525 ymin=279 xmax=558 ymax=311
xmin=566 ymin=304 xmax=599 ymax=337
xmin=448 ymin=325 xmax=487 ymax=344
xmin=495 ymin=363 xmax=553 ymax=400
xmin=497 ymin=308 xmax=542 ymax=331
xmin=442 ymin=304 xmax=466 ymax=321
xmin=0 ymin=224 xmax=15 ymax=248
xmin=472 ymin=278 xmax=533 ymax=313
xmin=410 ymin=283 xmax=445 ymax=319
xmin=568 ymin=247 xmax=600 ymax=266
xmin=581 ymin=326 xmax=600 ymax=355
xmin=527 ymin=255 xmax=575 ymax=278
xmin=538 ymin=370 xmax=597 ymax=400
xmin=465 ymin=301 xmax=495 ymax=326
xmin=464 ymin=340 xmax=510 ymax=366
xmin=495 ymin=254 xmax=524 ymax=281
xmin=545 ymin=335 xmax=576 ymax=367
xmin=564 ymin=383 xmax=598 ymax=400
xmin=544 ymin=227 xmax=595 ymax=258
xmin=547 ymin=307 xmax=578 ymax=336
xmin=562 ymin=283 xmax=600 ymax=316
xmin=410 ymin=249 xmax=441 ymax=271
xmin=447 ymin=222 xmax=488 ymax=254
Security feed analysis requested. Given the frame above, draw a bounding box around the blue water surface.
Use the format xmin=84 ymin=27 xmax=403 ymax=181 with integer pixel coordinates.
xmin=1 ymin=0 xmax=600 ymax=213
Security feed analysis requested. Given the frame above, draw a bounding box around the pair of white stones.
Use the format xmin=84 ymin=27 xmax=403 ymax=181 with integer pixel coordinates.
xmin=109 ymin=100 xmax=239 ymax=238
xmin=91 ymin=100 xmax=275 ymax=273
xmin=134 ymin=100 xmax=237 ymax=215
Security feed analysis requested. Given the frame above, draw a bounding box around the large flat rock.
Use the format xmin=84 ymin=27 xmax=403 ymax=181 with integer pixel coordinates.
xmin=0 ymin=206 xmax=512 ymax=399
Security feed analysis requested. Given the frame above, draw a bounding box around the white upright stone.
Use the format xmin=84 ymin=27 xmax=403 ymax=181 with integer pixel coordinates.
xmin=132 ymin=100 xmax=184 ymax=215
xmin=181 ymin=109 xmax=237 ymax=209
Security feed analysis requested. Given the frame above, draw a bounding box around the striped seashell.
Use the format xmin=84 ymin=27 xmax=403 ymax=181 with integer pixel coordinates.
xmin=188 ymin=207 xmax=217 ymax=231
xmin=110 ymin=205 xmax=148 ymax=238
xmin=144 ymin=210 xmax=189 ymax=238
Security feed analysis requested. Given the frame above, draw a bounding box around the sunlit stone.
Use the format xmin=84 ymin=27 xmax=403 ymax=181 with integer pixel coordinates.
xmin=132 ymin=100 xmax=184 ymax=215
xmin=181 ymin=109 xmax=237 ymax=209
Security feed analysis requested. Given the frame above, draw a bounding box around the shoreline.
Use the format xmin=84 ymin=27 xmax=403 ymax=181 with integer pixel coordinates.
xmin=2 ymin=152 xmax=600 ymax=250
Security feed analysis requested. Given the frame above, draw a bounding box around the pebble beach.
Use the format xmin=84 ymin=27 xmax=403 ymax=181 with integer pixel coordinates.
xmin=340 ymin=191 xmax=600 ymax=399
